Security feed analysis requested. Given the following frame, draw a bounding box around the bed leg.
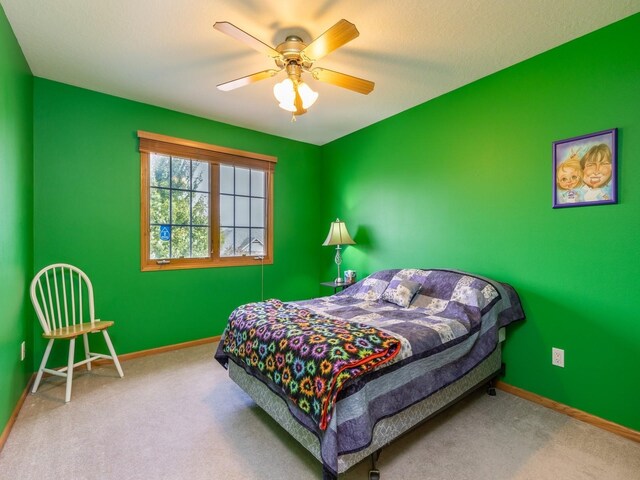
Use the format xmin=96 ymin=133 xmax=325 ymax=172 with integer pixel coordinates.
xmin=322 ymin=465 xmax=337 ymax=480
xmin=486 ymin=379 xmax=497 ymax=396
xmin=487 ymin=363 xmax=506 ymax=396
xmin=369 ymin=449 xmax=381 ymax=480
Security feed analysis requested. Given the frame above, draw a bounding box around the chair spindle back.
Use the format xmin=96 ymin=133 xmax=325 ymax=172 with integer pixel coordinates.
xmin=30 ymin=264 xmax=96 ymax=334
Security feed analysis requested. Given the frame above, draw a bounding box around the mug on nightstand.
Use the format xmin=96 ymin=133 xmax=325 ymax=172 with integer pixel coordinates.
xmin=344 ymin=270 xmax=356 ymax=284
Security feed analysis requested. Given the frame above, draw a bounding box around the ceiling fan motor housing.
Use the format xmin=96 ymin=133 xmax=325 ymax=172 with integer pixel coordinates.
xmin=275 ymin=35 xmax=312 ymax=70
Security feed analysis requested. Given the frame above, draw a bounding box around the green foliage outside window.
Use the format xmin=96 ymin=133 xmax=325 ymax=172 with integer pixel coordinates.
xmin=149 ymin=154 xmax=210 ymax=259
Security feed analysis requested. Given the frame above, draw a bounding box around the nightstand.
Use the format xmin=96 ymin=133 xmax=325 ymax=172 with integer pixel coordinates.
xmin=321 ymin=280 xmax=354 ymax=294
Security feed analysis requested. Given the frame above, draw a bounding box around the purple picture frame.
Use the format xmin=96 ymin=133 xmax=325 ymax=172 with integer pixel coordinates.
xmin=552 ymin=128 xmax=617 ymax=208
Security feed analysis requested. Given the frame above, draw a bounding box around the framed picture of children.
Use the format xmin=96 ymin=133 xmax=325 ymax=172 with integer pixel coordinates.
xmin=552 ymin=128 xmax=617 ymax=208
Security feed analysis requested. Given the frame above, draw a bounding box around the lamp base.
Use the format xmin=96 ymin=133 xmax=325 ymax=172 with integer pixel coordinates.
xmin=334 ymin=277 xmax=344 ymax=284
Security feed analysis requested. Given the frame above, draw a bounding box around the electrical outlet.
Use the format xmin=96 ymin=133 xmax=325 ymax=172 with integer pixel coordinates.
xmin=552 ymin=347 xmax=564 ymax=367
xmin=21 ymin=341 xmax=26 ymax=362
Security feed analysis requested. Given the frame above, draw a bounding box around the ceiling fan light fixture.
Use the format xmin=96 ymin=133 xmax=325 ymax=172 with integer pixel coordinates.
xmin=273 ymin=77 xmax=318 ymax=113
xmin=273 ymin=78 xmax=296 ymax=111
xmin=297 ymin=82 xmax=319 ymax=109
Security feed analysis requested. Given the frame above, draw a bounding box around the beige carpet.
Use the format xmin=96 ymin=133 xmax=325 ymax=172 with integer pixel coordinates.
xmin=1 ymin=343 xmax=638 ymax=480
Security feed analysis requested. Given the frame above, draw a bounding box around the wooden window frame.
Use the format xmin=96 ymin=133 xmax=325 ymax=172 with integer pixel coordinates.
xmin=139 ymin=131 xmax=276 ymax=271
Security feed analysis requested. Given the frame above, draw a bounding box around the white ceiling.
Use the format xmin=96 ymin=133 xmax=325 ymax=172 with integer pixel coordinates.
xmin=3 ymin=1 xmax=639 ymax=145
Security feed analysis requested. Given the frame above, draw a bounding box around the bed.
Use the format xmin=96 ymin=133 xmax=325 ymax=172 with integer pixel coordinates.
xmin=215 ymin=268 xmax=525 ymax=479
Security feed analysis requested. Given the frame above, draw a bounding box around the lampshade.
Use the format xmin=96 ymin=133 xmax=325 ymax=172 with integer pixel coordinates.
xmin=322 ymin=218 xmax=356 ymax=246
xmin=273 ymin=77 xmax=318 ymax=113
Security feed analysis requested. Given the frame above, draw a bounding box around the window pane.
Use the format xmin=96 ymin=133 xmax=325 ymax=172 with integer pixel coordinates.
xmin=150 ymin=154 xmax=170 ymax=187
xmin=220 ymin=194 xmax=233 ymax=227
xmin=171 ymin=191 xmax=190 ymax=225
xmin=220 ymin=227 xmax=234 ymax=257
xmin=192 ymin=161 xmax=209 ymax=192
xmin=171 ymin=157 xmax=190 ymax=189
xmin=220 ymin=165 xmax=234 ymax=194
xmin=235 ymin=228 xmax=250 ymax=256
xmin=150 ymin=226 xmax=170 ymax=259
xmin=235 ymin=167 xmax=250 ymax=196
xmin=250 ymin=228 xmax=265 ymax=255
xmin=171 ymin=226 xmax=190 ymax=258
xmin=250 ymin=198 xmax=264 ymax=227
xmin=192 ymin=192 xmax=209 ymax=226
xmin=235 ymin=196 xmax=250 ymax=227
xmin=192 ymin=227 xmax=209 ymax=258
xmin=150 ymin=187 xmax=169 ymax=224
xmin=251 ymin=170 xmax=265 ymax=197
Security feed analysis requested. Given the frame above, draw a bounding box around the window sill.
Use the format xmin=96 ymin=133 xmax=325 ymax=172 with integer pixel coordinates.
xmin=141 ymin=256 xmax=273 ymax=272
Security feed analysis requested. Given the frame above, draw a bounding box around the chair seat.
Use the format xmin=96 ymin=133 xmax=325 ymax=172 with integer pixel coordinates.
xmin=43 ymin=320 xmax=114 ymax=339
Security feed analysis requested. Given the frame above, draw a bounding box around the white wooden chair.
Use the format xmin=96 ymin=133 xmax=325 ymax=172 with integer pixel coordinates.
xmin=30 ymin=263 xmax=124 ymax=402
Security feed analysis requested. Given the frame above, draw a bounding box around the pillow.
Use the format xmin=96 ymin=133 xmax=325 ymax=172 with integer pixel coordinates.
xmin=381 ymin=278 xmax=422 ymax=308
xmin=347 ymin=269 xmax=399 ymax=301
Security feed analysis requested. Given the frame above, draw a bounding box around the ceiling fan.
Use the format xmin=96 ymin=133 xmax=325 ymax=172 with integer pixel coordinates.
xmin=213 ymin=19 xmax=375 ymax=118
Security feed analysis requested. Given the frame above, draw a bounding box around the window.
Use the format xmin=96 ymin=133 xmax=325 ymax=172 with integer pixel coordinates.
xmin=139 ymin=131 xmax=276 ymax=271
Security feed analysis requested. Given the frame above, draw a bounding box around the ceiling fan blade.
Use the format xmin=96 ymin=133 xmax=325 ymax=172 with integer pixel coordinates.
xmin=217 ymin=69 xmax=281 ymax=91
xmin=213 ymin=22 xmax=281 ymax=59
xmin=301 ymin=19 xmax=359 ymax=62
xmin=310 ymin=68 xmax=375 ymax=95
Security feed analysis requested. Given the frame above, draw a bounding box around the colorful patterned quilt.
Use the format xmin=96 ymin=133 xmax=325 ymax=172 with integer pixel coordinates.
xmin=217 ymin=299 xmax=401 ymax=430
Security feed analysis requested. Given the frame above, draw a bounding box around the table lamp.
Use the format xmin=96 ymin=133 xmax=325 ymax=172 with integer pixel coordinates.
xmin=322 ymin=218 xmax=356 ymax=284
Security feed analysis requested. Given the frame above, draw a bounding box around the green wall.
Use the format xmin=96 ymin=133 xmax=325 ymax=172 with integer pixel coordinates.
xmin=321 ymin=14 xmax=640 ymax=430
xmin=33 ymin=79 xmax=323 ymax=366
xmin=0 ymin=6 xmax=33 ymax=436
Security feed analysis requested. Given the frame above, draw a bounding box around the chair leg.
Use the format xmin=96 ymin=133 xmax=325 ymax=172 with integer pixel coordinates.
xmin=83 ymin=333 xmax=92 ymax=371
xmin=32 ymin=339 xmax=55 ymax=394
xmin=65 ymin=338 xmax=76 ymax=403
xmin=102 ymin=330 xmax=124 ymax=378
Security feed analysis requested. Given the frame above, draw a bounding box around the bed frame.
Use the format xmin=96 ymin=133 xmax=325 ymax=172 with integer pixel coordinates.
xmin=227 ymin=328 xmax=506 ymax=479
